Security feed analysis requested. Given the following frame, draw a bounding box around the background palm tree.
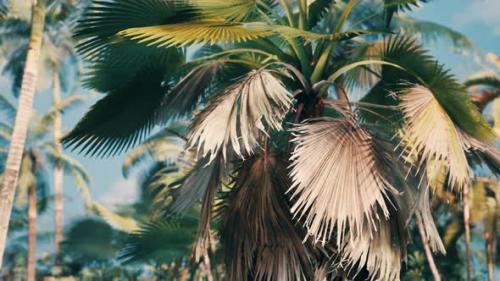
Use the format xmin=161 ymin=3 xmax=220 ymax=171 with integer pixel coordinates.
xmin=0 ymin=0 xmax=87 ymax=265
xmin=0 ymin=92 xmax=91 ymax=279
xmin=63 ymin=0 xmax=499 ymax=280
xmin=0 ymin=0 xmax=46 ymax=267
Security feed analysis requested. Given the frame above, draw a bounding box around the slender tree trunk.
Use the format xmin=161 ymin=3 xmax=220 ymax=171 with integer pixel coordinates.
xmin=416 ymin=214 xmax=441 ymax=281
xmin=463 ymin=185 xmax=473 ymax=281
xmin=51 ymin=68 xmax=64 ymax=264
xmin=0 ymin=0 xmax=46 ymax=268
xmin=26 ymin=183 xmax=37 ymax=281
xmin=485 ymin=230 xmax=495 ymax=281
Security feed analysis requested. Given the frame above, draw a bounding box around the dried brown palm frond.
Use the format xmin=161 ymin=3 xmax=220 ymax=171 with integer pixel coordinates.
xmin=289 ymin=117 xmax=402 ymax=246
xmin=192 ymin=156 xmax=223 ymax=262
xmin=221 ymin=154 xmax=312 ymax=281
xmin=188 ymin=68 xmax=292 ymax=163
xmin=398 ymin=85 xmax=471 ymax=190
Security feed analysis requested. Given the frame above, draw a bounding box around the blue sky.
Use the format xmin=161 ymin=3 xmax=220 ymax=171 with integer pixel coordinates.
xmin=3 ymin=0 xmax=500 ymax=256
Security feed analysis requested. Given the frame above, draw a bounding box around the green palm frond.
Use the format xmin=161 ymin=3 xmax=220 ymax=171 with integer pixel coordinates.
xmin=289 ymin=117 xmax=403 ymax=246
xmin=361 ymin=36 xmax=493 ymax=141
xmin=32 ymin=95 xmax=86 ymax=136
xmin=189 ymin=0 xmax=259 ymax=22
xmin=62 ymin=58 xmax=182 ymax=157
xmin=393 ymin=15 xmax=473 ymax=51
xmin=308 ymin=0 xmax=334 ymax=28
xmin=74 ymin=0 xmax=199 ymax=57
xmin=188 ymin=68 xmax=292 ymax=162
xmin=383 ymin=0 xmax=430 ymax=26
xmin=119 ymin=218 xmax=197 ymax=263
xmin=92 ymin=203 xmax=140 ymax=233
xmin=0 ymin=94 xmax=16 ymax=121
xmin=465 ymin=75 xmax=500 ymax=89
xmin=44 ymin=144 xmax=93 ymax=205
xmin=122 ymin=135 xmax=185 ymax=178
xmin=156 ymin=60 xmax=227 ymax=122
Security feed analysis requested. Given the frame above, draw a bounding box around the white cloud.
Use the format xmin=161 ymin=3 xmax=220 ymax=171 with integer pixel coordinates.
xmin=98 ymin=177 xmax=139 ymax=209
xmin=453 ymin=0 xmax=500 ymax=35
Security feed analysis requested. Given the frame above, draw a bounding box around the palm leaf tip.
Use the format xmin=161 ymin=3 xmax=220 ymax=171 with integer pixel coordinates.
xmin=339 ymin=217 xmax=405 ymax=281
xmin=187 ymin=68 xmax=292 ymax=162
xmin=398 ymin=85 xmax=471 ymax=190
xmin=289 ymin=117 xmax=400 ymax=246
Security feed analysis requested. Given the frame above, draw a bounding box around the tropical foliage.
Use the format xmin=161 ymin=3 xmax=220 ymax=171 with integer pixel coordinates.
xmin=58 ymin=0 xmax=499 ymax=280
xmin=0 ymin=0 xmax=498 ymax=280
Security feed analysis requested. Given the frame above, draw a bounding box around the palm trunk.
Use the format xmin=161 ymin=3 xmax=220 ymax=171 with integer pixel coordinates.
xmin=485 ymin=230 xmax=495 ymax=281
xmin=463 ymin=185 xmax=473 ymax=281
xmin=416 ymin=214 xmax=442 ymax=281
xmin=26 ymin=183 xmax=37 ymax=281
xmin=52 ymin=68 xmax=64 ymax=264
xmin=0 ymin=0 xmax=46 ymax=268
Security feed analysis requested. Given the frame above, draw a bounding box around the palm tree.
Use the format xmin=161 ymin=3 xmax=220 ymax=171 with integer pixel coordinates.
xmin=462 ymin=62 xmax=500 ymax=281
xmin=0 ymin=93 xmax=91 ymax=279
xmin=0 ymin=0 xmax=87 ymax=264
xmin=0 ymin=0 xmax=46 ymax=267
xmin=65 ymin=0 xmax=500 ymax=280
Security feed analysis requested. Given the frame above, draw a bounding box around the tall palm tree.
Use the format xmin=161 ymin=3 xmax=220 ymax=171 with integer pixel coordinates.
xmin=462 ymin=62 xmax=500 ymax=281
xmin=0 ymin=93 xmax=91 ymax=279
xmin=65 ymin=0 xmax=500 ymax=280
xmin=0 ymin=0 xmax=46 ymax=267
xmin=0 ymin=0 xmax=86 ymax=264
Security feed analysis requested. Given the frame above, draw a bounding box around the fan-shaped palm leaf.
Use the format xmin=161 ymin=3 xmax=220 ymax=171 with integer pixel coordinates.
xmin=188 ymin=68 xmax=292 ymax=162
xmin=398 ymin=85 xmax=471 ymax=190
xmin=289 ymin=117 xmax=401 ymax=246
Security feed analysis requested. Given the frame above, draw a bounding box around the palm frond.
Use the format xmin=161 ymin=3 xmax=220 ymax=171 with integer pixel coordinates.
xmin=63 ymin=68 xmax=172 ymax=157
xmin=188 ymin=68 xmax=292 ymax=162
xmin=192 ymin=156 xmax=222 ymax=261
xmin=156 ymin=60 xmax=226 ymax=123
xmin=221 ymin=154 xmax=312 ymax=281
xmin=32 ymin=95 xmax=86 ymax=136
xmin=308 ymin=0 xmax=334 ymax=28
xmin=92 ymin=203 xmax=140 ymax=233
xmin=0 ymin=94 xmax=16 ymax=121
xmin=122 ymin=135 xmax=185 ymax=178
xmin=393 ymin=15 xmax=473 ymax=51
xmin=339 ymin=214 xmax=406 ymax=281
xmin=415 ymin=187 xmax=446 ymax=254
xmin=361 ymin=36 xmax=493 ymax=141
xmin=119 ymin=22 xmax=273 ymax=48
xmin=465 ymin=75 xmax=500 ymax=89
xmin=119 ymin=219 xmax=197 ymax=263
xmin=189 ymin=0 xmax=259 ymax=22
xmin=460 ymin=131 xmax=500 ymax=175
xmin=398 ymin=85 xmax=471 ymax=190
xmin=44 ymin=145 xmax=93 ymax=205
xmin=383 ymin=0 xmax=429 ymax=26
xmin=74 ymin=0 xmax=199 ymax=57
xmin=289 ymin=117 xmax=401 ymax=245
xmin=120 ymin=21 xmax=360 ymax=48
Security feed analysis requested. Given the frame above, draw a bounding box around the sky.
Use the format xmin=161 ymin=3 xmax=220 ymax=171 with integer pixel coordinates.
xmin=2 ymin=0 xmax=500 ymax=256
